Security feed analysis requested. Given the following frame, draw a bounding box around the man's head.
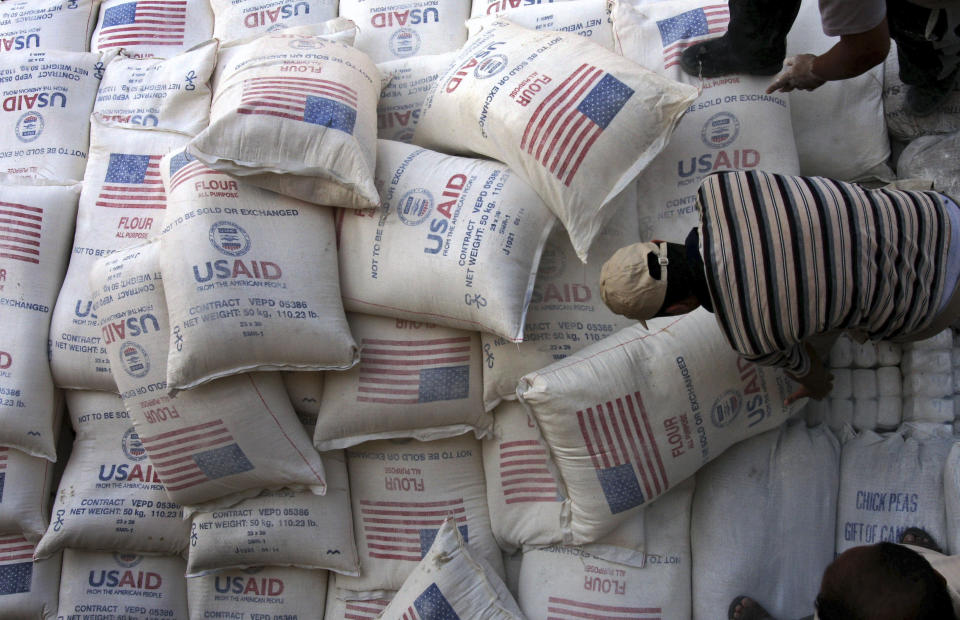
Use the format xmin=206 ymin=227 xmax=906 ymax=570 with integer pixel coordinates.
xmin=599 ymin=240 xmax=700 ymax=327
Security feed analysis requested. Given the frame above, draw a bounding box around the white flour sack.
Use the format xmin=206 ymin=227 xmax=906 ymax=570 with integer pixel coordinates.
xmin=0 ymin=446 xmax=54 ymax=541
xmin=884 ymin=42 xmax=960 ymax=142
xmin=338 ymin=140 xmax=555 ymax=342
xmin=57 ymin=550 xmax=188 ymax=620
xmin=0 ymin=0 xmax=100 ymax=52
xmin=0 ymin=50 xmax=100 ymax=182
xmin=467 ymin=0 xmax=615 ymax=51
xmin=159 ymin=152 xmax=357 ymax=391
xmin=517 ymin=309 xmax=801 ymax=545
xmin=611 ymin=0 xmax=800 ymax=240
xmin=340 ymin=0 xmax=470 ymax=64
xmin=338 ymin=436 xmax=502 ymax=598
xmin=93 ymin=40 xmax=218 ymax=136
xmin=34 ymin=390 xmax=190 ymax=560
xmin=283 ymin=371 xmax=323 ymax=431
xmin=0 ymin=180 xmax=79 ymax=459
xmin=211 ymin=0 xmax=339 ymax=43
xmin=691 ymin=421 xmax=840 ymax=620
xmin=186 ymin=450 xmax=359 ymax=576
xmin=480 ymin=187 xmax=637 ymax=411
xmin=49 ymin=122 xmax=190 ymax=392
xmin=314 ymin=313 xmax=489 ymax=451
xmin=945 ymin=443 xmax=960 ymax=554
xmin=324 ymin=582 xmax=391 ymax=619
xmin=377 ymin=53 xmax=457 ymax=143
xmin=836 ymin=424 xmax=955 ymax=554
xmin=89 ymin=241 xmax=329 ymax=510
xmin=413 ymin=20 xmax=697 ymax=261
xmin=91 ymin=0 xmax=214 ymax=60
xmin=187 ymin=566 xmax=328 ymax=619
xmin=187 ymin=25 xmax=382 ymax=210
xmin=378 ymin=518 xmax=525 ymax=620
xmin=0 ymin=536 xmax=60 ymax=618
xmin=470 ymin=0 xmax=574 ymax=19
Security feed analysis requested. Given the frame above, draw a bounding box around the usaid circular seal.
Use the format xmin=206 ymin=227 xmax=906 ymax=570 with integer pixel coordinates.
xmin=122 ymin=427 xmax=148 ymax=462
xmin=209 ymin=221 xmax=251 ymax=256
xmin=701 ymin=111 xmax=740 ymax=149
xmin=119 ymin=341 xmax=150 ymax=379
xmin=474 ymin=54 xmax=508 ymax=79
xmin=15 ymin=112 xmax=43 ymax=143
xmin=396 ymin=188 xmax=434 ymax=226
xmin=710 ymin=389 xmax=742 ymax=428
xmin=113 ymin=553 xmax=144 ymax=569
xmin=536 ymin=243 xmax=567 ymax=279
xmin=390 ymin=28 xmax=421 ymax=58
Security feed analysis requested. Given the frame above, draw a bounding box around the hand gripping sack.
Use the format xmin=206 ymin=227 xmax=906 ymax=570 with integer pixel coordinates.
xmin=90 ymin=242 xmax=328 ymax=509
xmin=158 ymin=152 xmax=358 ymax=390
xmin=49 ymin=122 xmax=190 ymax=392
xmin=0 ymin=537 xmax=60 ymax=618
xmin=93 ymin=40 xmax=218 ymax=136
xmin=691 ymin=421 xmax=840 ymax=620
xmin=0 ymin=50 xmax=101 ymax=182
xmin=0 ymin=0 xmax=100 ymax=52
xmin=187 ymin=25 xmax=382 ymax=209
xmin=186 ymin=450 xmax=360 ymax=576
xmin=338 ymin=140 xmax=556 ymax=342
xmin=467 ymin=0 xmax=615 ymax=51
xmin=339 ymin=0 xmax=470 ymax=64
xmin=470 ymin=0 xmax=576 ymax=19
xmin=412 ymin=19 xmax=697 ymax=261
xmin=377 ymin=53 xmax=457 ymax=143
xmin=378 ymin=518 xmax=525 ymax=620
xmin=0 ymin=180 xmax=79 ymax=459
xmin=187 ymin=566 xmax=328 ymax=619
xmin=337 ymin=436 xmax=502 ymax=598
xmin=210 ymin=0 xmax=339 ymax=43
xmin=0 ymin=446 xmax=54 ymax=541
xmin=313 ymin=313 xmax=490 ymax=451
xmin=517 ymin=309 xmax=802 ymax=545
xmin=34 ymin=390 xmax=190 ymax=560
xmin=91 ymin=0 xmax=214 ymax=59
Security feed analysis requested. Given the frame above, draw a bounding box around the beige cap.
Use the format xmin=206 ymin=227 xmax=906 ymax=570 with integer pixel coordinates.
xmin=599 ymin=241 xmax=668 ymax=329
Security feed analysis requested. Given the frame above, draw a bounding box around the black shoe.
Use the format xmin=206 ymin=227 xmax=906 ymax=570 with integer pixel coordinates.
xmin=679 ymin=37 xmax=785 ymax=79
xmin=905 ymin=72 xmax=958 ymax=117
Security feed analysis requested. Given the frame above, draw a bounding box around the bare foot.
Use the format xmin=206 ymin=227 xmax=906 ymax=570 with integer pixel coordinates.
xmin=900 ymin=527 xmax=942 ymax=553
xmin=728 ymin=595 xmax=775 ymax=620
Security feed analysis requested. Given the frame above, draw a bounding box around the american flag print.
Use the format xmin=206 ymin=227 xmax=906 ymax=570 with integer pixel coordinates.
xmin=499 ymin=439 xmax=560 ymax=504
xmin=403 ymin=583 xmax=461 ymax=620
xmin=237 ymin=76 xmax=358 ymax=135
xmin=360 ymin=498 xmax=467 ymax=562
xmin=344 ymin=599 xmax=391 ymax=620
xmin=0 ymin=536 xmax=33 ymax=596
xmin=97 ymin=1 xmax=187 ymax=49
xmin=520 ymin=64 xmax=634 ymax=187
xmin=98 ymin=154 xmax=166 ymax=210
xmin=167 ymin=151 xmax=212 ymax=192
xmin=657 ymin=5 xmax=730 ymax=70
xmin=547 ymin=597 xmax=661 ymax=620
xmin=139 ymin=419 xmax=254 ymax=492
xmin=0 ymin=448 xmax=7 ymax=504
xmin=0 ymin=201 xmax=42 ymax=265
xmin=577 ymin=391 xmax=668 ymax=514
xmin=357 ymin=337 xmax=471 ymax=405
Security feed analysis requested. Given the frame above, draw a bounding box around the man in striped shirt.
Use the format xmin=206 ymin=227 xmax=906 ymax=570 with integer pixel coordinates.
xmin=600 ymin=170 xmax=960 ymax=403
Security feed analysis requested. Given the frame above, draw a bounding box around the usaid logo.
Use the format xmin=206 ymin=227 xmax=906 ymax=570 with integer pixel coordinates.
xmin=208 ymin=221 xmax=251 ymax=257
xmin=710 ymin=389 xmax=742 ymax=428
xmin=15 ymin=111 xmax=43 ymax=143
xmin=701 ymin=111 xmax=739 ymax=149
xmin=390 ymin=28 xmax=421 ymax=57
xmin=113 ymin=553 xmax=143 ymax=569
xmin=536 ymin=243 xmax=567 ymax=280
xmin=397 ymin=188 xmax=433 ymax=226
xmin=122 ymin=427 xmax=148 ymax=462
xmin=119 ymin=341 xmax=150 ymax=379
xmin=474 ymin=54 xmax=508 ymax=79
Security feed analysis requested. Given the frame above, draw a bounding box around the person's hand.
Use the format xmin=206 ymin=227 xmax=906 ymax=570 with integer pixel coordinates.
xmin=767 ymin=54 xmax=826 ymax=94
xmin=784 ymin=342 xmax=833 ymax=406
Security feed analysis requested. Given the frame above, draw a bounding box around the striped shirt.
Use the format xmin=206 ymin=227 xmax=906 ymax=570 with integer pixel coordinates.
xmin=698 ymin=170 xmax=953 ymax=376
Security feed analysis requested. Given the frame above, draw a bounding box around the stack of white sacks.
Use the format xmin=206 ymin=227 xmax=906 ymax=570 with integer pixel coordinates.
xmin=0 ymin=0 xmax=959 ymax=618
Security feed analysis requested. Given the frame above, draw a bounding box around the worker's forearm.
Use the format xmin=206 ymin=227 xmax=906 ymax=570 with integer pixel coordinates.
xmin=810 ymin=17 xmax=890 ymax=82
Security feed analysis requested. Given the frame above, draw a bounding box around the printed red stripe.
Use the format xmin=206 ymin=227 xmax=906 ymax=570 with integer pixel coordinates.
xmin=362 ymin=346 xmax=470 ymax=356
xmin=534 ymin=67 xmax=601 ymax=162
xmin=615 ymin=397 xmax=655 ymax=499
xmin=577 ymin=410 xmax=602 ymax=470
xmin=522 ymin=63 xmax=590 ymax=151
xmin=562 ymin=124 xmax=603 ymax=186
xmin=633 ymin=391 xmax=668 ymax=490
xmin=362 ymin=337 xmax=469 ymax=346
xmin=361 ymin=355 xmax=470 ymax=367
xmin=0 ymin=226 xmax=39 ymax=238
xmin=141 ymin=419 xmax=224 ymax=443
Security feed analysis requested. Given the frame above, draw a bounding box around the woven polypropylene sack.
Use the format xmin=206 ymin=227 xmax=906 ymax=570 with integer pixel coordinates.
xmin=0 ymin=537 xmax=59 ymax=618
xmin=340 ymin=0 xmax=470 ymax=63
xmin=897 ymin=132 xmax=960 ymax=201
xmin=91 ymin=0 xmax=214 ymax=59
xmin=324 ymin=580 xmax=391 ymax=619
xmin=467 ymin=0 xmax=614 ymax=50
xmin=186 ymin=450 xmax=359 ymax=576
xmin=283 ymin=371 xmax=323 ymax=432
xmin=187 ymin=566 xmax=328 ymax=619
xmin=338 ymin=140 xmax=555 ymax=342
xmin=611 ymin=0 xmax=800 ymax=240
xmin=93 ymin=40 xmax=218 ymax=135
xmin=0 ymin=0 xmax=100 ymax=52
xmin=378 ymin=519 xmax=525 ymax=620
xmin=470 ymin=0 xmax=576 ymax=19
xmin=210 ymin=0 xmax=339 ymax=43
xmin=480 ymin=187 xmax=638 ymax=411
xmin=0 ymin=180 xmax=78 ymax=459
xmin=0 ymin=446 xmax=54 ymax=541
xmin=691 ymin=421 xmax=840 ymax=620
xmin=517 ymin=310 xmax=802 ymax=545
xmin=377 ymin=53 xmax=457 ymax=143
xmin=0 ymin=50 xmax=100 ymax=182
xmin=884 ymin=42 xmax=960 ymax=142
xmin=945 ymin=443 xmax=960 ymax=554
xmin=337 ymin=436 xmax=502 ymax=598
xmin=158 ymin=152 xmax=357 ymax=391
xmin=187 ymin=24 xmax=382 ymax=209
xmin=57 ymin=550 xmax=188 ymax=618
xmin=90 ymin=241 xmax=328 ymax=510
xmin=413 ymin=19 xmax=697 ymax=261
xmin=314 ymin=313 xmax=490 ymax=450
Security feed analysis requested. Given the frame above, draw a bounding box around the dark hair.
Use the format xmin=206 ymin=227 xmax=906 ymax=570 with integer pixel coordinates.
xmin=815 ymin=542 xmax=957 ymax=620
xmin=646 ymin=242 xmax=696 ymax=315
